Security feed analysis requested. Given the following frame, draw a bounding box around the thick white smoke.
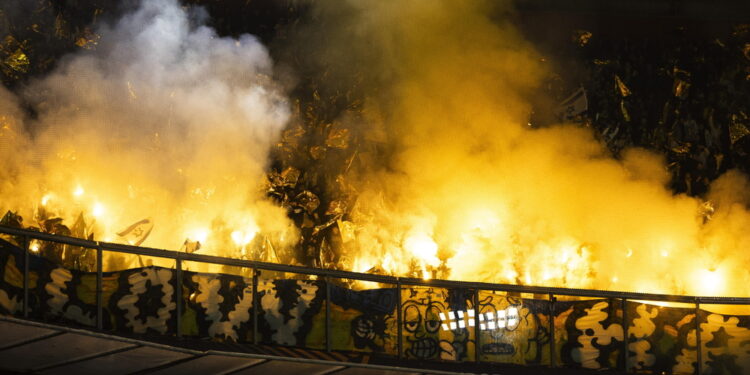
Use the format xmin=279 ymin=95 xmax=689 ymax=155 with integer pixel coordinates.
xmin=0 ymin=0 xmax=295 ymax=265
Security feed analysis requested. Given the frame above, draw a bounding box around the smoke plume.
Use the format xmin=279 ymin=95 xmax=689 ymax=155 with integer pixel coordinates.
xmin=2 ymin=0 xmax=750 ymax=301
xmin=0 ymin=0 xmax=295 ymax=266
xmin=298 ymin=0 xmax=750 ymax=298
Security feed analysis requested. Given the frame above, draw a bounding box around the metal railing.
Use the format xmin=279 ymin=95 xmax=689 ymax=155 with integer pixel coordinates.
xmin=2 ymin=224 xmax=749 ymax=374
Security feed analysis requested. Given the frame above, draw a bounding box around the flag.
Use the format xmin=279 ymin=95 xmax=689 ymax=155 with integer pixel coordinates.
xmin=116 ymin=218 xmax=153 ymax=246
xmin=556 ymin=86 xmax=588 ymax=121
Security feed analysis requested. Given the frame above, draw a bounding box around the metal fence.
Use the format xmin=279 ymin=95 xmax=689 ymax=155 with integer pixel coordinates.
xmin=2 ymin=224 xmax=750 ymax=374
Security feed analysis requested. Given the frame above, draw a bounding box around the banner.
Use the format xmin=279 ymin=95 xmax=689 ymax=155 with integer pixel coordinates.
xmin=1 ymin=238 xmax=749 ymax=374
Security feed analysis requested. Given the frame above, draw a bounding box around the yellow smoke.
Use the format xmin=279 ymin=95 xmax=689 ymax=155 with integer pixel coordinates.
xmin=0 ymin=0 xmax=296 ymax=269
xmin=1 ymin=0 xmax=748 ymax=300
xmin=306 ymin=0 xmax=749 ymax=297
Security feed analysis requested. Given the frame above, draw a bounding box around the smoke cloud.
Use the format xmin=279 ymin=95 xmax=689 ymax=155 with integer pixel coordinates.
xmin=0 ymin=0 xmax=295 ymax=265
xmin=298 ymin=0 xmax=750 ymax=298
xmin=2 ymin=0 xmax=750 ymax=301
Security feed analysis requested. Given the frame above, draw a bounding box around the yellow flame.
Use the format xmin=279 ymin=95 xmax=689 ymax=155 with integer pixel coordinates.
xmin=231 ymin=228 xmax=257 ymax=247
xmin=189 ymin=228 xmax=209 ymax=244
xmin=92 ymin=202 xmax=106 ymax=218
xmin=697 ymin=268 xmax=725 ymax=296
xmin=29 ymin=240 xmax=40 ymax=253
xmin=354 ymin=258 xmax=373 ymax=273
xmin=73 ymin=185 xmax=84 ymax=197
xmin=403 ymin=232 xmax=439 ymax=266
xmin=382 ymin=253 xmax=395 ymax=274
xmin=41 ymin=194 xmax=53 ymax=207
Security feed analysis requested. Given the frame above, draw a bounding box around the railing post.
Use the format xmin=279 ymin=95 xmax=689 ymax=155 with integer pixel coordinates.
xmin=22 ymin=235 xmax=29 ymax=318
xmin=396 ymin=279 xmax=403 ymax=360
xmin=622 ymin=298 xmax=628 ymax=372
xmin=96 ymin=244 xmax=103 ymax=330
xmin=695 ymin=299 xmax=702 ymax=375
xmin=325 ymin=277 xmax=331 ymax=352
xmin=474 ymin=289 xmax=481 ymax=363
xmin=252 ymin=268 xmax=259 ymax=345
xmin=175 ymin=255 xmax=182 ymax=338
xmin=549 ymin=293 xmax=556 ymax=368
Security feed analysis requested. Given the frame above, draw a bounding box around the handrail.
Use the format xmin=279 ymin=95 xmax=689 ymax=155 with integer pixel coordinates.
xmin=1 ymin=224 xmax=746 ymax=305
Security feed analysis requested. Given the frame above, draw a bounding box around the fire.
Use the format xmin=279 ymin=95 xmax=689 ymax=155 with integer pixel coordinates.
xmin=40 ymin=194 xmax=52 ymax=207
xmin=0 ymin=0 xmax=299 ymax=271
xmin=73 ymin=185 xmax=84 ymax=198
xmin=403 ymin=232 xmax=438 ymax=262
xmin=231 ymin=230 xmax=255 ymax=247
xmin=28 ymin=240 xmax=40 ymax=253
xmin=92 ymin=202 xmax=106 ymax=218
xmin=403 ymin=231 xmax=439 ymax=280
xmin=697 ymin=268 xmax=725 ymax=296
xmin=187 ymin=228 xmax=210 ymax=244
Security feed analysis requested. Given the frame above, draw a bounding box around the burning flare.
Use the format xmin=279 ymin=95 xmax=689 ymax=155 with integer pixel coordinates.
xmin=0 ymin=0 xmax=296 ymax=270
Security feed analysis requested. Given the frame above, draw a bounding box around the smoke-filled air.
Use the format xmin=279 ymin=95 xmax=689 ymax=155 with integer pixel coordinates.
xmin=0 ymin=0 xmax=296 ymax=269
xmin=299 ymin=0 xmax=750 ymax=299
xmin=2 ymin=0 xmax=750 ymax=298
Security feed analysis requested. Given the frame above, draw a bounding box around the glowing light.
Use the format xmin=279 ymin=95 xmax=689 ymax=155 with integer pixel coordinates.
xmin=73 ymin=185 xmax=84 ymax=197
xmin=439 ymin=307 xmax=523 ymax=332
xmin=382 ymin=253 xmax=394 ymax=274
xmin=29 ymin=240 xmax=40 ymax=253
xmin=354 ymin=258 xmax=373 ymax=273
xmin=230 ymin=231 xmax=243 ymax=245
xmin=92 ymin=202 xmax=106 ymax=218
xmin=41 ymin=194 xmax=52 ymax=207
xmin=542 ymin=270 xmax=551 ymax=281
xmin=189 ymin=228 xmax=209 ymax=243
xmin=697 ymin=268 xmax=724 ymax=296
xmin=660 ymin=250 xmax=669 ymax=257
xmin=231 ymin=229 xmax=256 ymax=247
xmin=634 ymin=300 xmax=671 ymax=307
xmin=626 ymin=248 xmax=633 ymax=258
xmin=611 ymin=276 xmax=619 ymax=283
xmin=403 ymin=232 xmax=439 ymax=265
